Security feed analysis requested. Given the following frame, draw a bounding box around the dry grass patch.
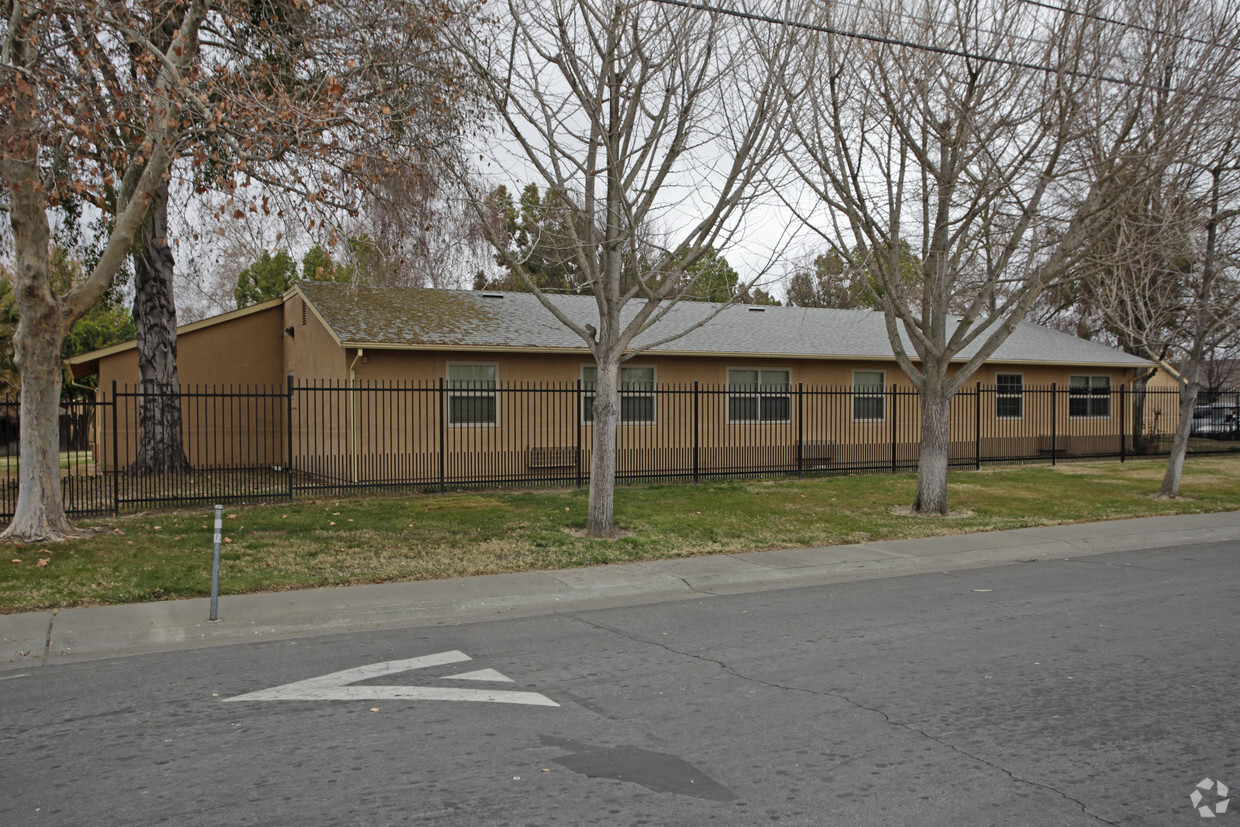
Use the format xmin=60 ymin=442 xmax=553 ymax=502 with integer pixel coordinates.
xmin=889 ymin=506 xmax=975 ymax=518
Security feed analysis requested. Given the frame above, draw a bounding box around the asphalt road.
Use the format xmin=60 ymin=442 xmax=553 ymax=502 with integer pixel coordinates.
xmin=1 ymin=540 xmax=1237 ymax=826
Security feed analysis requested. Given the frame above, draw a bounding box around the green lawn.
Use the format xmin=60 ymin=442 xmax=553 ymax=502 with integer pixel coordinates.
xmin=3 ymin=456 xmax=1238 ymax=613
xmin=0 ymin=451 xmax=97 ymax=472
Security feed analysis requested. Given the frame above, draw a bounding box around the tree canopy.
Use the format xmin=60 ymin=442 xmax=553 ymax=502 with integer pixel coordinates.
xmin=475 ymin=184 xmax=587 ymax=293
xmin=235 ymin=246 xmax=355 ymax=308
xmin=234 ymin=251 xmax=299 ymax=309
xmin=785 ymin=243 xmax=920 ymax=310
xmin=476 ymin=184 xmax=779 ymax=306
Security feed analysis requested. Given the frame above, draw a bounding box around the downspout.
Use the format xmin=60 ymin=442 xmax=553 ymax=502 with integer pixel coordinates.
xmin=348 ymin=348 xmax=363 ymax=483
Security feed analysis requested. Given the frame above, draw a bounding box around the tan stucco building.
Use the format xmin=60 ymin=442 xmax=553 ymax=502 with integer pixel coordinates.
xmin=68 ymin=282 xmax=1172 ymax=481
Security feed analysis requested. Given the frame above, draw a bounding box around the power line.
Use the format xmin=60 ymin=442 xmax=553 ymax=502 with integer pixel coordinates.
xmin=826 ymin=0 xmax=1090 ymax=60
xmin=768 ymin=0 xmax=1232 ymax=77
xmin=1017 ymin=0 xmax=1240 ymax=54
xmin=646 ymin=0 xmax=1240 ymax=102
xmin=816 ymin=0 xmax=1057 ymax=50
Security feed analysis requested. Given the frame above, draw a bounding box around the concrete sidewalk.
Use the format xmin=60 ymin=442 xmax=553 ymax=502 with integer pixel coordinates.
xmin=3 ymin=511 xmax=1238 ymax=668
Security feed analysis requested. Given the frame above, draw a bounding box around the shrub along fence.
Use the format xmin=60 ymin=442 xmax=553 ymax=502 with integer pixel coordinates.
xmin=0 ymin=381 xmax=1236 ymax=521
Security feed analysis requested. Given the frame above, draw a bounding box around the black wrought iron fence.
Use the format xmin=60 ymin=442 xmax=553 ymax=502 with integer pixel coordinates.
xmin=0 ymin=395 xmax=109 ymax=519
xmin=0 ymin=381 xmax=1235 ymax=521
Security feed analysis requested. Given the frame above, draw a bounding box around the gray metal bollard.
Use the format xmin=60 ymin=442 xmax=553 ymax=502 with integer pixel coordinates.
xmin=209 ymin=504 xmax=223 ymax=621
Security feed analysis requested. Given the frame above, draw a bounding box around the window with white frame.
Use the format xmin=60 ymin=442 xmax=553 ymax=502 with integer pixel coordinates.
xmin=447 ymin=363 xmax=497 ymax=425
xmin=582 ymin=365 xmax=656 ymax=423
xmin=727 ymin=369 xmax=791 ymax=423
xmin=1069 ymin=375 xmax=1111 ymax=418
xmin=996 ymin=373 xmax=1024 ymax=419
xmin=853 ymin=370 xmax=886 ymax=421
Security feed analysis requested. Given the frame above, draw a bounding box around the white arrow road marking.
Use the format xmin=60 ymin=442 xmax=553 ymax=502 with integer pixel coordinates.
xmin=444 ymin=668 xmax=513 ymax=683
xmin=223 ymin=650 xmax=558 ymax=707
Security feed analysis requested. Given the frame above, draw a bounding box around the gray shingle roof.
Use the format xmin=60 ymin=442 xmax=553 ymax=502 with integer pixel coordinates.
xmin=298 ymin=281 xmax=1150 ymax=367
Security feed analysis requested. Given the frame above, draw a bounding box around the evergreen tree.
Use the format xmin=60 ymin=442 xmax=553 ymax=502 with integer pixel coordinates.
xmin=234 ymin=251 xmax=300 ymax=309
xmin=476 ymin=184 xmax=585 ymax=293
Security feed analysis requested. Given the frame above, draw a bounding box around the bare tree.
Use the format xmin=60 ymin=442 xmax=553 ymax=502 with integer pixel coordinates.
xmin=1091 ymin=149 xmax=1240 ymax=497
xmin=455 ymin=0 xmax=791 ymax=537
xmin=1039 ymin=0 xmax=1240 ymax=498
xmin=780 ymin=0 xmax=1215 ymax=515
xmin=0 ymin=0 xmax=477 ymax=540
xmin=116 ymin=7 xmax=191 ymax=477
xmin=1 ymin=0 xmax=210 ymax=540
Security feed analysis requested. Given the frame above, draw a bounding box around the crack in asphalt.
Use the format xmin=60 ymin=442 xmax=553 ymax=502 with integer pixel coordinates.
xmin=562 ymin=611 xmax=1120 ymax=826
xmin=41 ymin=608 xmax=58 ymax=667
xmin=668 ymin=573 xmax=706 ymax=595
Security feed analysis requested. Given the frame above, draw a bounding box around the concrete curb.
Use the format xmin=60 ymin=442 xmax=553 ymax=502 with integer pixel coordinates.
xmin=3 ymin=511 xmax=1238 ymax=668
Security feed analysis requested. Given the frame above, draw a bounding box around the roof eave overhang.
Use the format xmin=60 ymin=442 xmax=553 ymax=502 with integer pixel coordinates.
xmin=65 ymin=297 xmax=286 ymax=376
xmin=335 ymin=341 xmax=1152 ymax=369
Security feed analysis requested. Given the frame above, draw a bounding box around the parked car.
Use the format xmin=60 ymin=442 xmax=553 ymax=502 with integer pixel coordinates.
xmin=1190 ymin=402 xmax=1240 ymax=438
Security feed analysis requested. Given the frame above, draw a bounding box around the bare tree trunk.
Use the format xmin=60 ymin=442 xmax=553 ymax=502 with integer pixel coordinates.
xmin=1 ymin=149 xmax=77 ymax=540
xmin=1159 ymin=164 xmax=1225 ymax=499
xmin=586 ymin=358 xmax=620 ymax=538
xmin=128 ymin=183 xmax=191 ymax=476
xmin=913 ymin=379 xmax=952 ymax=515
xmin=1158 ymin=377 xmax=1199 ymax=498
xmin=3 ymin=313 xmax=76 ymax=541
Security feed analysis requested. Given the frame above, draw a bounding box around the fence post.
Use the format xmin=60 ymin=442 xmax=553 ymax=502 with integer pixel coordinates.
xmin=1119 ymin=383 xmax=1127 ymax=462
xmin=975 ymin=382 xmax=982 ymax=471
xmin=438 ymin=376 xmax=446 ymax=493
xmin=693 ymin=381 xmax=700 ymax=484
xmin=575 ymin=379 xmax=583 ymax=489
xmin=797 ymin=382 xmax=804 ymax=479
xmin=890 ymin=384 xmax=897 ymax=474
xmin=111 ymin=380 xmax=120 ymax=515
xmin=286 ymin=374 xmax=294 ymax=500
xmin=1051 ymin=382 xmax=1058 ymax=467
